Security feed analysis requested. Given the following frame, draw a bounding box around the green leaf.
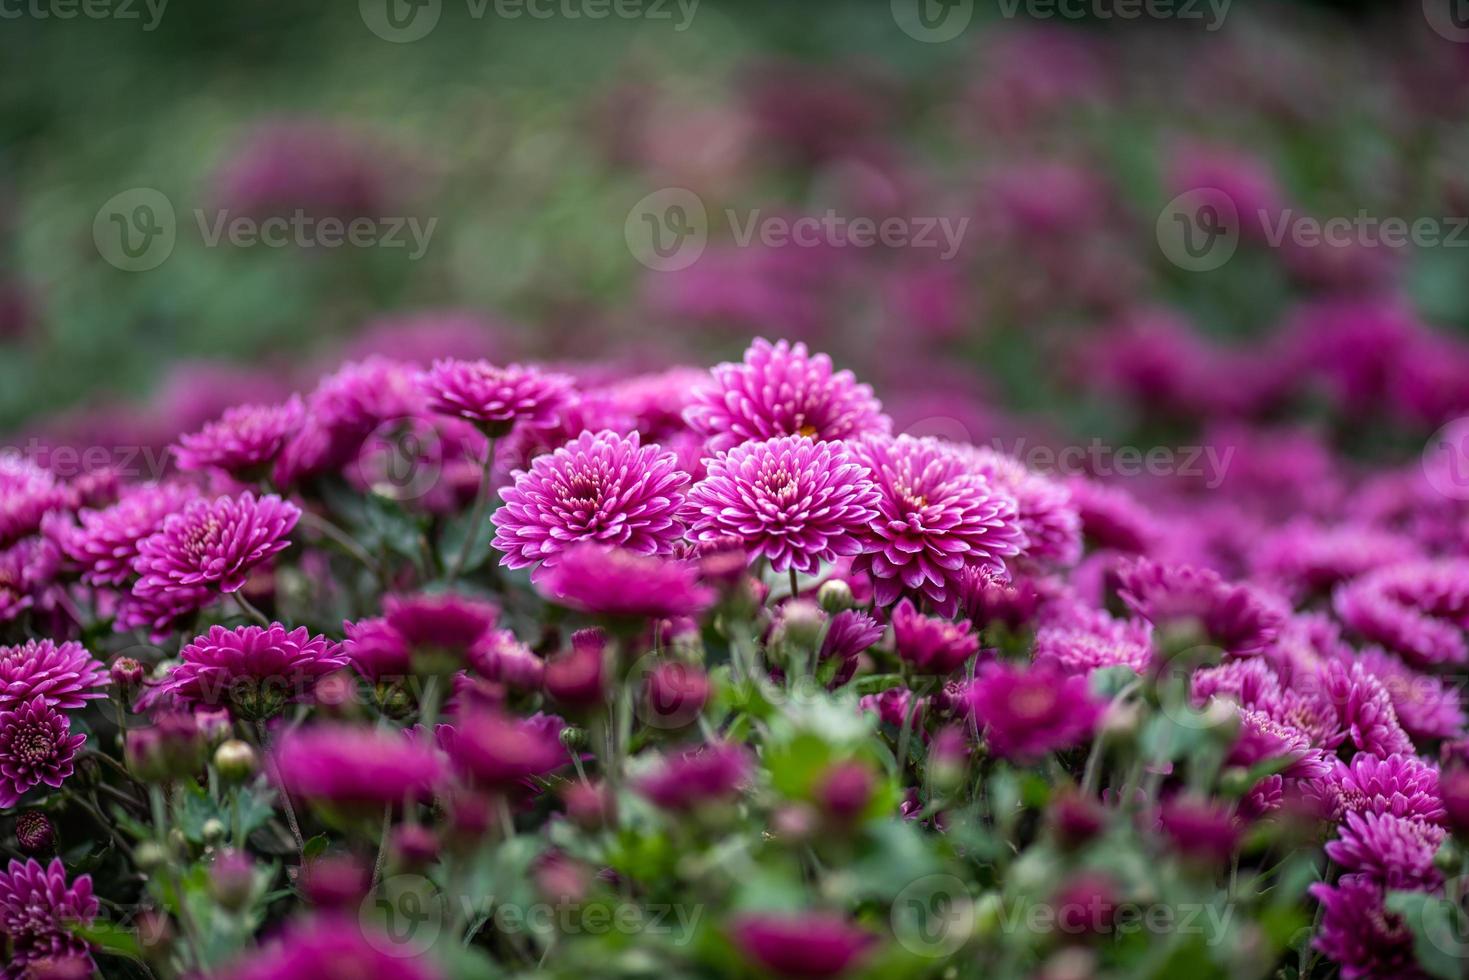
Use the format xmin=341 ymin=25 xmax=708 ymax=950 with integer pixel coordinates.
xmin=1386 ymin=890 xmax=1469 ymax=980
xmin=70 ymin=921 xmax=143 ymax=961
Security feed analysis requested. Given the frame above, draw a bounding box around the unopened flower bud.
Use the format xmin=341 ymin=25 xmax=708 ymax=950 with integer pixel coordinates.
xmin=134 ymin=842 xmax=168 ymax=872
xmin=816 ymin=760 xmax=875 ymax=824
xmin=544 ymin=630 xmax=607 ymax=708
xmin=110 ymin=657 xmax=145 ymax=692
xmin=201 ymin=818 xmax=226 ymax=844
xmin=213 ymin=739 xmax=258 ymax=783
xmin=817 ymin=579 xmax=855 ymax=614
xmin=1435 ymin=838 xmax=1460 ymax=875
xmin=778 ymin=600 xmax=825 ymax=648
xmin=210 ymin=850 xmax=255 ymax=911
xmin=16 ymin=811 xmax=54 ymax=853
xmin=392 ymin=824 xmax=440 ymax=869
xmin=1219 ymin=766 xmax=1253 ymax=798
xmin=563 ymin=781 xmax=616 ymax=831
xmin=643 ymin=661 xmax=710 ymax=728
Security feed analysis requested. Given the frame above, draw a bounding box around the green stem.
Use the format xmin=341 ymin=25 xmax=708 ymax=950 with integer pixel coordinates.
xmin=234 ymin=592 xmax=271 ymax=628
xmin=299 ymin=510 xmax=385 ymax=584
xmin=447 ymin=437 xmax=497 ymax=583
xmin=254 ymin=721 xmax=305 ymax=858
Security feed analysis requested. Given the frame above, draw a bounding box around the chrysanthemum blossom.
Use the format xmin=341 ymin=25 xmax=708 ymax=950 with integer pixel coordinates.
xmin=60 ymin=482 xmax=201 ymax=587
xmin=418 ymin=358 xmax=573 ymax=436
xmin=1116 ymin=558 xmax=1285 ymax=656
xmin=728 ymin=913 xmax=875 ymax=980
xmin=684 ymin=435 xmax=880 ymax=574
xmin=1355 ymin=647 xmax=1465 ymax=741
xmin=963 ymin=447 xmax=1082 ymax=565
xmin=1309 ymin=874 xmax=1422 ymax=980
xmin=968 ymin=661 xmax=1101 ymax=761
xmin=851 ymin=436 xmax=1023 ymax=615
xmin=1302 ymin=753 xmax=1445 ymax=826
xmin=1033 ymin=607 xmax=1152 ymax=676
xmin=1334 ymin=559 xmax=1469 ymax=667
xmin=0 ymin=640 xmax=108 ymax=712
xmin=132 ymin=492 xmax=300 ymax=597
xmin=1325 ymin=810 xmax=1444 ymax=891
xmin=891 ymin=598 xmax=981 ymax=674
xmin=636 ymin=742 xmax=752 ymax=811
xmin=276 ymin=357 xmax=425 ymax=483
xmin=271 ymin=726 xmax=445 ymax=810
xmin=0 ymin=696 xmax=86 ymax=807
xmin=220 ymin=914 xmax=442 ymax=980
xmin=0 ymin=538 xmax=54 ymax=624
xmin=534 ymin=544 xmax=715 ymax=620
xmin=684 ymin=338 xmax=891 ymax=453
xmin=492 ymin=430 xmax=689 ymax=574
xmin=173 ymin=396 xmax=305 ymax=478
xmin=0 ymin=456 xmax=68 ymax=548
xmin=1320 ymin=660 xmax=1414 ymax=758
xmin=0 ymin=858 xmax=98 ymax=973
xmin=443 ymin=709 xmax=567 ymax=789
xmin=158 ymin=624 xmax=348 ymax=719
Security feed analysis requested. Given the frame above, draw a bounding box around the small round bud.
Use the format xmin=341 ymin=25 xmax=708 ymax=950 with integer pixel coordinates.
xmin=209 ymin=850 xmax=255 ymax=912
xmin=815 ymin=760 xmax=875 ymax=824
xmin=817 ymin=579 xmax=855 ymax=614
xmin=778 ymin=600 xmax=825 ymax=648
xmin=135 ymin=842 xmax=169 ymax=872
xmin=1435 ymin=838 xmax=1461 ymax=875
xmin=643 ymin=661 xmax=710 ymax=729
xmin=391 ymin=824 xmax=440 ymax=869
xmin=16 ymin=811 xmax=55 ymax=854
xmin=110 ymin=656 xmax=145 ymax=691
xmin=562 ymin=781 xmax=616 ymax=832
xmin=201 ymin=818 xmax=227 ymax=844
xmin=1219 ymin=766 xmax=1253 ymax=798
xmin=213 ymin=740 xmax=258 ymax=783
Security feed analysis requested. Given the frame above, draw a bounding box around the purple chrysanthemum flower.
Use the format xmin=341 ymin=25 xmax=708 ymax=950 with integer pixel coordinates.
xmin=534 ymin=544 xmax=714 ymax=620
xmin=418 ymin=359 xmax=573 ymax=436
xmin=684 ymin=338 xmax=891 ymax=453
xmin=0 ymin=697 xmax=86 ymax=807
xmin=132 ymin=492 xmax=300 ymax=597
xmin=443 ymin=709 xmax=567 ymax=790
xmin=819 ymin=610 xmax=883 ymax=688
xmin=341 ymin=616 xmax=411 ymax=681
xmin=1064 ymin=477 xmax=1157 ymax=554
xmin=468 ymin=629 xmax=545 ymax=692
xmin=172 ymin=396 xmax=305 ymax=478
xmin=271 ymin=725 xmax=446 ymax=810
xmin=156 ymin=625 xmax=348 ymax=719
xmin=850 ymin=436 xmax=1023 ymax=615
xmin=1116 ymin=558 xmax=1285 ymax=657
xmin=114 ymin=585 xmax=215 ymax=643
xmin=891 ymin=598 xmax=981 ymax=675
xmin=1033 ymin=606 xmax=1152 ymax=675
xmin=684 ymin=435 xmax=880 ymax=574
xmin=1334 ymin=560 xmax=1469 ymax=668
xmin=0 ymin=640 xmax=108 ymax=712
xmin=0 ymin=457 xmax=69 ymax=548
xmin=342 ymin=593 xmax=498 ymax=679
xmin=1227 ymin=707 xmax=1331 ymax=782
xmin=1309 ymin=874 xmax=1426 ymax=980
xmin=492 ymin=430 xmax=689 ymax=575
xmin=1156 ymin=796 xmax=1240 ymax=866
xmin=220 ymin=914 xmax=442 ymax=980
xmin=860 ymin=686 xmax=921 ymax=730
xmin=0 ymin=538 xmax=56 ymax=624
xmin=0 ymin=858 xmax=97 ymax=974
xmin=728 ymin=913 xmax=875 ymax=980
xmin=636 ymin=742 xmax=752 ymax=811
xmin=1250 ymin=522 xmax=1419 ymax=602
xmin=1325 ymin=810 xmax=1445 ymax=891
xmin=968 ymin=661 xmax=1101 ymax=762
xmin=1354 ymin=647 xmax=1466 ymax=741
xmin=1321 ymin=660 xmax=1415 ymax=759
xmin=963 ymin=448 xmax=1081 ymax=565
xmin=1302 ymin=753 xmax=1446 ymax=825
xmin=602 ymin=367 xmax=707 ymax=440
xmin=60 ymin=482 xmax=201 ymax=587
xmin=276 ymin=357 xmax=425 ymax=483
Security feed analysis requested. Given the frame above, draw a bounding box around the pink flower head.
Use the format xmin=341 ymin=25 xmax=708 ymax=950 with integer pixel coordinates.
xmin=1325 ymin=810 xmax=1445 ymax=891
xmin=133 ymin=492 xmax=300 ymax=596
xmin=0 ymin=538 xmax=56 ymax=624
xmin=684 ymin=338 xmax=890 ymax=453
xmin=1320 ymin=660 xmax=1415 ymax=759
xmin=0 ymin=640 xmax=108 ymax=712
xmin=278 ymin=357 xmax=425 ymax=482
xmin=1157 ymin=796 xmax=1240 ymax=866
xmin=61 ymin=482 xmax=201 ymax=587
xmin=384 ymin=592 xmax=499 ymax=662
xmin=1250 ymin=522 xmax=1419 ymax=602
xmin=728 ymin=913 xmax=875 ymax=979
xmin=1033 ymin=607 xmax=1152 ymax=676
xmin=418 ymin=358 xmax=573 ymax=435
xmin=1309 ymin=874 xmax=1423 ymax=980
xmin=157 ymin=624 xmax=347 ymax=719
xmin=1334 ymin=560 xmax=1469 ymax=667
xmin=636 ymin=742 xmax=752 ymax=811
xmin=684 ymin=435 xmax=880 ymax=574
xmin=1116 ymin=558 xmax=1285 ymax=656
xmin=819 ymin=610 xmax=884 ymax=688
xmin=1355 ymin=647 xmax=1466 ymax=741
xmin=341 ymin=616 xmax=410 ymax=681
xmin=0 ymin=697 xmax=86 ymax=807
xmin=271 ymin=725 xmax=445 ymax=809
xmin=968 ymin=661 xmax=1101 ymax=762
xmin=0 ymin=456 xmax=68 ymax=548
xmin=1227 ymin=707 xmax=1331 ymax=782
xmin=891 ymin=598 xmax=981 ymax=674
xmin=468 ymin=629 xmax=545 ymax=691
xmin=963 ymin=447 xmax=1081 ymax=565
xmin=172 ymin=396 xmax=305 ymax=478
xmin=220 ymin=913 xmax=442 ymax=980
xmin=444 ymin=709 xmax=567 ymax=789
xmin=851 ymin=436 xmax=1023 ymax=615
xmin=535 ymin=544 xmax=714 ymax=620
xmin=1304 ymin=753 xmax=1446 ymax=825
xmin=0 ymin=858 xmax=98 ymax=973
xmin=492 ymin=430 xmax=689 ymax=574
xmin=1064 ymin=477 xmax=1158 ymax=554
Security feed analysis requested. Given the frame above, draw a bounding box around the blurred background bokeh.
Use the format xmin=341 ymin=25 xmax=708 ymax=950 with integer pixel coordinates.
xmin=3 ymin=0 xmax=1468 ymax=466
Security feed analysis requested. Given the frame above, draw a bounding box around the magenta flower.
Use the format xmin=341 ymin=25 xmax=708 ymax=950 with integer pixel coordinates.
xmin=341 ymin=617 xmax=410 ymax=681
xmin=133 ymin=492 xmax=299 ymax=597
xmin=636 ymin=742 xmax=752 ymax=811
xmin=850 ymin=436 xmax=1023 ymax=615
xmin=60 ymin=482 xmax=201 ymax=587
xmin=418 ymin=358 xmax=573 ymax=436
xmin=0 ymin=858 xmax=97 ymax=973
xmin=0 ymin=697 xmax=86 ymax=807
xmin=1227 ymin=708 xmax=1331 ymax=782
xmin=968 ymin=661 xmax=1100 ymax=761
xmin=684 ymin=338 xmax=891 ymax=453
xmin=0 ymin=456 xmax=68 ymax=548
xmin=492 ymin=430 xmax=689 ymax=574
xmin=220 ymin=914 xmax=442 ymax=980
xmin=1334 ymin=560 xmax=1469 ymax=667
xmin=964 ymin=447 xmax=1081 ymax=565
xmin=1116 ymin=558 xmax=1285 ymax=656
xmin=173 ymin=396 xmax=305 ymax=478
xmin=819 ymin=610 xmax=884 ymax=687
xmin=1326 ymin=810 xmax=1444 ymax=891
xmin=684 ymin=435 xmax=880 ymax=574
xmin=1355 ymin=647 xmax=1466 ymax=741
xmin=468 ymin=629 xmax=545 ymax=692
xmin=114 ymin=585 xmax=215 ymax=643
xmin=891 ymin=598 xmax=981 ymax=674
xmin=1309 ymin=874 xmax=1423 ymax=980
xmin=277 ymin=357 xmax=425 ymax=482
xmin=534 ymin=544 xmax=714 ymax=620
xmin=367 ymin=592 xmax=502 ymax=675
xmin=156 ymin=624 xmax=347 ymax=719
xmin=0 ymin=538 xmax=55 ymax=624
xmin=1302 ymin=753 xmax=1445 ymax=825
xmin=1064 ymin=477 xmax=1158 ymax=554
xmin=1033 ymin=607 xmax=1152 ymax=676
xmin=1157 ymin=796 xmax=1240 ymax=866
xmin=444 ymin=709 xmax=567 ymax=789
xmin=0 ymin=640 xmax=108 ymax=712
xmin=271 ymin=726 xmax=446 ymax=810
xmin=728 ymin=913 xmax=875 ymax=979
xmin=1250 ymin=522 xmax=1419 ymax=602
xmin=1320 ymin=660 xmax=1414 ymax=759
